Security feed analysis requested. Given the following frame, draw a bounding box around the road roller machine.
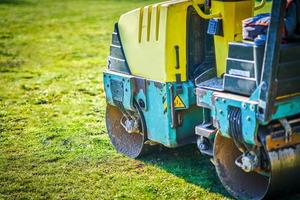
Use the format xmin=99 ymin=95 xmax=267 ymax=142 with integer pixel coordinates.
xmin=103 ymin=0 xmax=300 ymax=199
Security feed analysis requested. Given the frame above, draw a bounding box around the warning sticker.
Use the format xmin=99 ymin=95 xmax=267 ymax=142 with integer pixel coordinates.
xmin=174 ymin=95 xmax=186 ymax=109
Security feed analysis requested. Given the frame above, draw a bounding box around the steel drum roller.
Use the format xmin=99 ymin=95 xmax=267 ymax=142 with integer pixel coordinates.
xmin=106 ymin=104 xmax=150 ymax=158
xmin=214 ymin=132 xmax=300 ymax=200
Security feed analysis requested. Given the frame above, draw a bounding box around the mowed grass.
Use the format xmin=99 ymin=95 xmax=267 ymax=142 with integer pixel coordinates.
xmin=0 ymin=0 xmax=298 ymax=200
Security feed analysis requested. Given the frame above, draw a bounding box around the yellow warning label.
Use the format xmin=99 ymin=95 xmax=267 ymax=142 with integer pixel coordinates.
xmin=174 ymin=95 xmax=186 ymax=109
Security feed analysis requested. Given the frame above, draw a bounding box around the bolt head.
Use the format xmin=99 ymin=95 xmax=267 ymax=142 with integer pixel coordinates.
xmin=242 ymin=103 xmax=247 ymax=109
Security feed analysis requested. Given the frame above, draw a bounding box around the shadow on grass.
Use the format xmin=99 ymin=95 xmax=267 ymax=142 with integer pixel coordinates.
xmin=140 ymin=144 xmax=300 ymax=200
xmin=140 ymin=144 xmax=231 ymax=198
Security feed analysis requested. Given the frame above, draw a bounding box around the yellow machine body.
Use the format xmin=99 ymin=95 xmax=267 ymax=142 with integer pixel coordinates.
xmin=118 ymin=0 xmax=257 ymax=80
xmin=211 ymin=0 xmax=254 ymax=76
xmin=118 ymin=0 xmax=207 ymax=82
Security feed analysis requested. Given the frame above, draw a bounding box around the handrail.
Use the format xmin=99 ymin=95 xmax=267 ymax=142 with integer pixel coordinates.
xmin=191 ymin=0 xmax=221 ymax=20
xmin=254 ymin=0 xmax=267 ymax=11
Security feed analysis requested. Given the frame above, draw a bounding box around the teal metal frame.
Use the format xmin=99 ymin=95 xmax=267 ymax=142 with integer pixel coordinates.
xmin=103 ymin=70 xmax=204 ymax=147
xmin=196 ymin=87 xmax=300 ymax=145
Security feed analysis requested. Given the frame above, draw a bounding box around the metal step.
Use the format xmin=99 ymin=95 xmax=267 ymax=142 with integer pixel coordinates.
xmin=228 ymin=42 xmax=254 ymax=60
xmin=224 ymin=74 xmax=257 ymax=96
xmin=196 ymin=123 xmax=215 ymax=157
xmin=195 ymin=123 xmax=216 ymax=138
xmin=226 ymin=58 xmax=255 ymax=78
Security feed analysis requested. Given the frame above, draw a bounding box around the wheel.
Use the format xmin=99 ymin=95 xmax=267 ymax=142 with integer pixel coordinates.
xmin=213 ymin=132 xmax=300 ymax=200
xmin=105 ymin=104 xmax=151 ymax=158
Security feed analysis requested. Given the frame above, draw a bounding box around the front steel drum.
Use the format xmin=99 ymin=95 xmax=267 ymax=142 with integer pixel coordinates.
xmin=214 ymin=132 xmax=300 ymax=200
xmin=106 ymin=104 xmax=150 ymax=158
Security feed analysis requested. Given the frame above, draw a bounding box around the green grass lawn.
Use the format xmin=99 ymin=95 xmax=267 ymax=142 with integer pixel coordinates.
xmin=0 ymin=0 xmax=298 ymax=199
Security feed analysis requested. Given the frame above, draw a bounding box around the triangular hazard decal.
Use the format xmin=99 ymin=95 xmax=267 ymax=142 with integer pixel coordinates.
xmin=174 ymin=95 xmax=186 ymax=109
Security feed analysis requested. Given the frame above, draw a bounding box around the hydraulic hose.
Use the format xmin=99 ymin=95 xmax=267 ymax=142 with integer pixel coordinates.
xmin=190 ymin=0 xmax=221 ymax=20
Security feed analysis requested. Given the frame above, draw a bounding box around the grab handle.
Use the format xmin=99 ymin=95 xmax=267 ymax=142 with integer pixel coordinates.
xmin=191 ymin=0 xmax=221 ymax=20
xmin=254 ymin=0 xmax=267 ymax=11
